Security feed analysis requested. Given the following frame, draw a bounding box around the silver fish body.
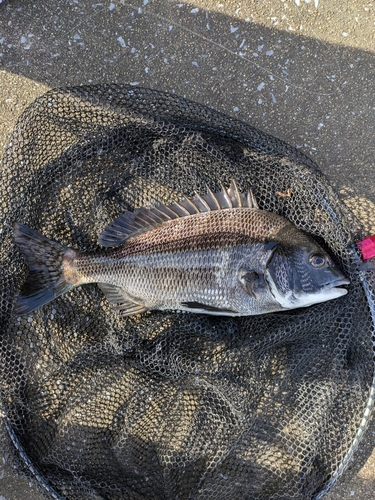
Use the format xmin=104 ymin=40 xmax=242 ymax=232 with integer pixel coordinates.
xmin=14 ymin=181 xmax=349 ymax=317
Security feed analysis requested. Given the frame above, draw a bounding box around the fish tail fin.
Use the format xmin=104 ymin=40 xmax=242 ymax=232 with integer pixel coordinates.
xmin=14 ymin=223 xmax=78 ymax=315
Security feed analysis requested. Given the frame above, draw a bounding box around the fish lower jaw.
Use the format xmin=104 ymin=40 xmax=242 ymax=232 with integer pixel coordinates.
xmin=268 ymin=284 xmax=348 ymax=311
xmin=292 ymin=286 xmax=348 ymax=309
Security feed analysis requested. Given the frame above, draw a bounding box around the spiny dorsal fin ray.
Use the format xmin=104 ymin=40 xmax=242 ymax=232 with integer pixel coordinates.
xmin=174 ymin=198 xmax=198 ymax=215
xmin=193 ymin=192 xmax=211 ymax=212
xmin=98 ymin=180 xmax=258 ymax=247
xmin=217 ymin=184 xmax=232 ymax=209
xmin=229 ymin=179 xmax=243 ymax=207
xmin=205 ymin=186 xmax=223 ymax=210
xmin=227 ymin=179 xmax=259 ymax=209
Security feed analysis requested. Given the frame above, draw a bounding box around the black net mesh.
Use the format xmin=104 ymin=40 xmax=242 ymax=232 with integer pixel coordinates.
xmin=1 ymin=84 xmax=374 ymax=499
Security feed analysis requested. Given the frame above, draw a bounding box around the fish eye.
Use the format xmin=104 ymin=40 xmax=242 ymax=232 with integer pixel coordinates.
xmin=309 ymin=254 xmax=326 ymax=268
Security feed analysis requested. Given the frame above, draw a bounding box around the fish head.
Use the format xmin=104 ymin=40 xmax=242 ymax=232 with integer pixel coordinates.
xmin=264 ymin=228 xmax=350 ymax=310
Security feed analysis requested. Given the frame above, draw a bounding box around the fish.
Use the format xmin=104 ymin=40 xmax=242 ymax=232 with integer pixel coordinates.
xmin=13 ymin=180 xmax=349 ymax=317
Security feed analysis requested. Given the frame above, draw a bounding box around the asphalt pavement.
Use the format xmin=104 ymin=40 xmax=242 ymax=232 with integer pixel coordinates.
xmin=1 ymin=0 xmax=375 ymax=498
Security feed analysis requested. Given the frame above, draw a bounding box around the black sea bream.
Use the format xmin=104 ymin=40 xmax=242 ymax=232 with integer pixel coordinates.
xmin=14 ymin=181 xmax=349 ymax=316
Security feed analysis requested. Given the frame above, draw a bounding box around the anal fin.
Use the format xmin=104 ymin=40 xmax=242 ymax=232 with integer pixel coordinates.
xmin=98 ymin=283 xmax=148 ymax=316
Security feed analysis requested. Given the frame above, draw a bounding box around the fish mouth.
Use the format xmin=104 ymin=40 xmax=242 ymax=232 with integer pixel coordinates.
xmin=292 ymin=277 xmax=350 ymax=309
xmin=327 ymin=277 xmax=350 ymax=295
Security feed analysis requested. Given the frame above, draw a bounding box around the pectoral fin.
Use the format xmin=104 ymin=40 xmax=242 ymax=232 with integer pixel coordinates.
xmin=239 ymin=270 xmax=266 ymax=299
xmin=98 ymin=283 xmax=148 ymax=316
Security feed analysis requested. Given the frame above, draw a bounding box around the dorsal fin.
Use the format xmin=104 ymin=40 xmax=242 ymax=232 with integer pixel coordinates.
xmin=227 ymin=179 xmax=259 ymax=209
xmin=98 ymin=180 xmax=258 ymax=247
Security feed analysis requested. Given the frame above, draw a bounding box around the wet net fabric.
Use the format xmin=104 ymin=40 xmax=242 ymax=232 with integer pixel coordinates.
xmin=1 ymin=84 xmax=374 ymax=499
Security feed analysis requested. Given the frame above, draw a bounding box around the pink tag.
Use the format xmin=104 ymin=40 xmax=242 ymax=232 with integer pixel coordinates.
xmin=358 ymin=235 xmax=375 ymax=260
